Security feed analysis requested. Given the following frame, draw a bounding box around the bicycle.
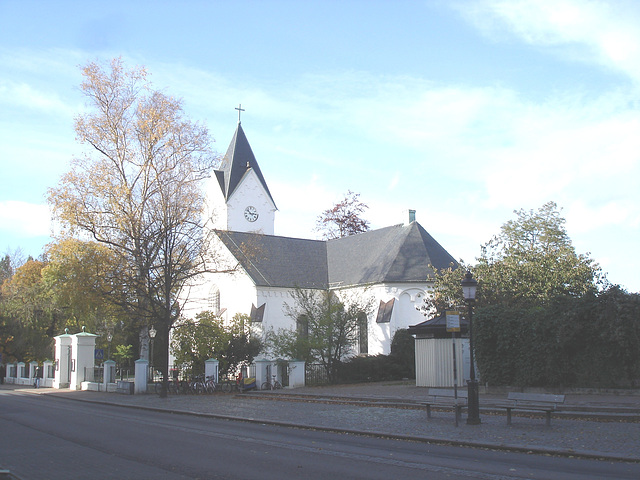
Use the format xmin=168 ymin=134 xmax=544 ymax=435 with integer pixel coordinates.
xmin=204 ymin=375 xmax=221 ymax=393
xmin=189 ymin=374 xmax=207 ymax=394
xmin=155 ymin=377 xmax=189 ymax=395
xmin=261 ymin=375 xmax=282 ymax=391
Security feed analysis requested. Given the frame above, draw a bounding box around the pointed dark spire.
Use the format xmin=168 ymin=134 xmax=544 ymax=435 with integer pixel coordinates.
xmin=216 ymin=123 xmax=276 ymax=208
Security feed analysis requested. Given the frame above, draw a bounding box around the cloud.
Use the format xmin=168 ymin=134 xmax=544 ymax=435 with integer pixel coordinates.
xmin=0 ymin=48 xmax=84 ymax=117
xmin=0 ymin=201 xmax=51 ymax=237
xmin=460 ymin=0 xmax=640 ymax=81
xmin=0 ymin=81 xmax=74 ymax=115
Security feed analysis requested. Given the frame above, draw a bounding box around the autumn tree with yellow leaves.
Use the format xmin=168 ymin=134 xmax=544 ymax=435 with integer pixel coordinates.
xmin=48 ymin=58 xmax=227 ymax=396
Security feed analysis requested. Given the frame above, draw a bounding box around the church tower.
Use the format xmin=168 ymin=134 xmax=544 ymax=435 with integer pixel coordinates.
xmin=210 ymin=120 xmax=277 ymax=235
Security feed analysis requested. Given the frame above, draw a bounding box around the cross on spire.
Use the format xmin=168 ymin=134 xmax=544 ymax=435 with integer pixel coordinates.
xmin=235 ymin=104 xmax=245 ymax=124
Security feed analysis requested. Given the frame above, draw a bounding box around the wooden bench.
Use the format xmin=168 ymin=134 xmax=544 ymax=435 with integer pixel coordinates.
xmin=422 ymin=388 xmax=468 ymax=425
xmin=499 ymin=392 xmax=565 ymax=426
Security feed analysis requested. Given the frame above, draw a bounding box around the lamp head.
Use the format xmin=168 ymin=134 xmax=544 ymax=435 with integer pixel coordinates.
xmin=461 ymin=270 xmax=478 ymax=302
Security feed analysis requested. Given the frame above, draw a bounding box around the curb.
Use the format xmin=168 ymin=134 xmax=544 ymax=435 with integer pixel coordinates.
xmin=28 ymin=389 xmax=640 ymax=464
xmin=242 ymin=391 xmax=640 ymax=423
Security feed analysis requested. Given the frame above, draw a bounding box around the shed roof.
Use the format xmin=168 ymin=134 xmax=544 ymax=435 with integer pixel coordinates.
xmin=408 ymin=313 xmax=469 ymax=338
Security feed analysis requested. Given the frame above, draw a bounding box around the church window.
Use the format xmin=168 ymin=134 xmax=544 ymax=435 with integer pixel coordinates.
xmin=209 ymin=286 xmax=221 ymax=314
xmin=250 ymin=303 xmax=265 ymax=323
xmin=297 ymin=315 xmax=309 ymax=339
xmin=358 ymin=312 xmax=368 ymax=355
xmin=375 ymin=298 xmax=395 ymax=323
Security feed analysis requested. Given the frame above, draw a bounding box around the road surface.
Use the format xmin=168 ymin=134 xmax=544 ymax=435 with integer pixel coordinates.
xmin=0 ymin=389 xmax=637 ymax=479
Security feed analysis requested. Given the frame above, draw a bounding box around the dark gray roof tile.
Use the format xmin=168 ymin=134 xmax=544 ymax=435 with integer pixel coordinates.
xmin=216 ymin=222 xmax=457 ymax=289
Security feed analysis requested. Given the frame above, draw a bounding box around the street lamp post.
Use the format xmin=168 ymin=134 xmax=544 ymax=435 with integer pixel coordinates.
xmin=149 ymin=325 xmax=157 ymax=381
xmin=461 ymin=270 xmax=481 ymax=425
xmin=107 ymin=332 xmax=113 ymax=361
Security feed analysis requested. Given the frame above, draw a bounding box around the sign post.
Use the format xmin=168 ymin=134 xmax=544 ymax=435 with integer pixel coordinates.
xmin=446 ymin=311 xmax=461 ymax=426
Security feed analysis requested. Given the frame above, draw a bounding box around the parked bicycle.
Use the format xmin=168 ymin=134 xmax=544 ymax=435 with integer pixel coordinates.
xmin=261 ymin=375 xmax=282 ymax=391
xmin=189 ymin=374 xmax=207 ymax=394
xmin=204 ymin=375 xmax=221 ymax=393
xmin=154 ymin=377 xmax=189 ymax=395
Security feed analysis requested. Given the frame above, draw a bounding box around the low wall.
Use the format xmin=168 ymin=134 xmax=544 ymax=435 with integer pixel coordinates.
xmin=80 ymin=381 xmax=118 ymax=393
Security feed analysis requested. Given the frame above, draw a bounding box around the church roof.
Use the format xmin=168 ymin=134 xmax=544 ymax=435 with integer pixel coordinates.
xmin=327 ymin=222 xmax=457 ymax=287
xmin=215 ymin=123 xmax=277 ymax=208
xmin=216 ymin=221 xmax=457 ymax=289
xmin=216 ymin=230 xmax=328 ymax=289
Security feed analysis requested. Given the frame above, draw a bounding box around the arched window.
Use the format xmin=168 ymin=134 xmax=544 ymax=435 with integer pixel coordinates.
xmin=358 ymin=312 xmax=368 ymax=355
xmin=209 ymin=285 xmax=220 ymax=314
xmin=297 ymin=315 xmax=309 ymax=339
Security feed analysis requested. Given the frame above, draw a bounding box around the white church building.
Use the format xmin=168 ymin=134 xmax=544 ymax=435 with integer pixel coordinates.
xmin=182 ymin=122 xmax=457 ymax=357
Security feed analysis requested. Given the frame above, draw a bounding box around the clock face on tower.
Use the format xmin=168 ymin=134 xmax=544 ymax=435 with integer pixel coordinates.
xmin=244 ymin=206 xmax=259 ymax=222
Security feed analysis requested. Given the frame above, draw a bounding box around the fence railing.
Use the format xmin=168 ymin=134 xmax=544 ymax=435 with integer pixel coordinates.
xmin=85 ymin=366 xmax=104 ymax=383
xmin=305 ymin=363 xmax=329 ymax=386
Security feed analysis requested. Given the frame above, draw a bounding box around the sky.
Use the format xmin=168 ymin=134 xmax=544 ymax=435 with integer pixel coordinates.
xmin=0 ymin=0 xmax=639 ymax=293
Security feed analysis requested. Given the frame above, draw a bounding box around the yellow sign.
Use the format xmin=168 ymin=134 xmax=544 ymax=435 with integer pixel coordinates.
xmin=446 ymin=311 xmax=461 ymax=332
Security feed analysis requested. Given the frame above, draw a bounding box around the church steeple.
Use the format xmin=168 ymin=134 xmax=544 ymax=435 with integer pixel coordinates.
xmin=211 ymin=120 xmax=277 ymax=235
xmin=215 ymin=123 xmax=276 ymax=208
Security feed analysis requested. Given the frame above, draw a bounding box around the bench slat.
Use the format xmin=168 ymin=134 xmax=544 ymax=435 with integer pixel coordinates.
xmin=507 ymin=392 xmax=565 ymax=403
xmin=502 ymin=393 xmax=565 ymax=426
xmin=427 ymin=388 xmax=468 ymax=398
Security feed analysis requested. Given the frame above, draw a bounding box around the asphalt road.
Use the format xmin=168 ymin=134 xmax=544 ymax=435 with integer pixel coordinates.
xmin=0 ymin=390 xmax=638 ymax=480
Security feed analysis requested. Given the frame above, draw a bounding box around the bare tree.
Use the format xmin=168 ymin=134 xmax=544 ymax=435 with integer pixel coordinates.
xmin=48 ymin=58 xmax=231 ymax=396
xmin=315 ymin=190 xmax=370 ymax=239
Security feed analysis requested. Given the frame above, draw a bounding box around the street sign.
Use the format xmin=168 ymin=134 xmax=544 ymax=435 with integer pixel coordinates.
xmin=95 ymin=349 xmax=104 ymax=361
xmin=446 ymin=311 xmax=461 ymax=332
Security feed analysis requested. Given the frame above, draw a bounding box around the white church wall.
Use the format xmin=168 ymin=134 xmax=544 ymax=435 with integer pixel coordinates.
xmin=183 ymin=267 xmax=257 ymax=323
xmin=256 ymin=287 xmax=295 ymax=332
xmin=226 ymin=170 xmax=275 ymax=235
xmin=204 ymin=176 xmax=227 ymax=231
xmin=354 ymin=283 xmax=432 ymax=356
xmin=181 ymin=230 xmax=256 ymax=319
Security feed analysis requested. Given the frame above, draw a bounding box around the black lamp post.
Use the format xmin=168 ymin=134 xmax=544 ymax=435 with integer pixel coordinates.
xmin=149 ymin=325 xmax=157 ymax=380
xmin=461 ymin=270 xmax=481 ymax=425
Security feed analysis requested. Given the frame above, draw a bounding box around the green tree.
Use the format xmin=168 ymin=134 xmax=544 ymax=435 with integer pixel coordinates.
xmin=270 ymin=288 xmax=373 ymax=383
xmin=0 ymin=254 xmax=13 ymax=285
xmin=315 ymin=190 xmax=370 ymax=239
xmin=422 ymin=202 xmax=605 ymax=314
xmin=42 ymin=239 xmax=127 ymax=333
xmin=47 ymin=58 xmax=228 ymax=397
xmin=112 ymin=344 xmax=134 ymax=368
xmin=171 ymin=312 xmax=261 ymax=378
xmin=0 ymin=259 xmax=56 ymax=362
xmin=477 ymin=201 xmax=605 ymax=306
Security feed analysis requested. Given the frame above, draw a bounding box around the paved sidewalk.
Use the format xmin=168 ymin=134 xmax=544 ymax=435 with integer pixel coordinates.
xmin=7 ymin=382 xmax=640 ymax=462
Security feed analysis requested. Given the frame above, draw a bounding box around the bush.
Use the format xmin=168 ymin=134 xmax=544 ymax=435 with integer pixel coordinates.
xmin=474 ymin=287 xmax=640 ymax=388
xmin=336 ymin=329 xmax=415 ymax=383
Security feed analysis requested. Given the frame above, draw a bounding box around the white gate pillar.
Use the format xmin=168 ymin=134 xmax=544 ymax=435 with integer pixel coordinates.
xmin=135 ymin=359 xmax=148 ymax=394
xmin=70 ymin=327 xmax=98 ymax=390
xmin=53 ymin=330 xmax=73 ymax=389
xmin=205 ymin=359 xmax=219 ymax=383
xmin=287 ymin=360 xmax=306 ymax=388
xmin=103 ymin=360 xmax=116 ymax=389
